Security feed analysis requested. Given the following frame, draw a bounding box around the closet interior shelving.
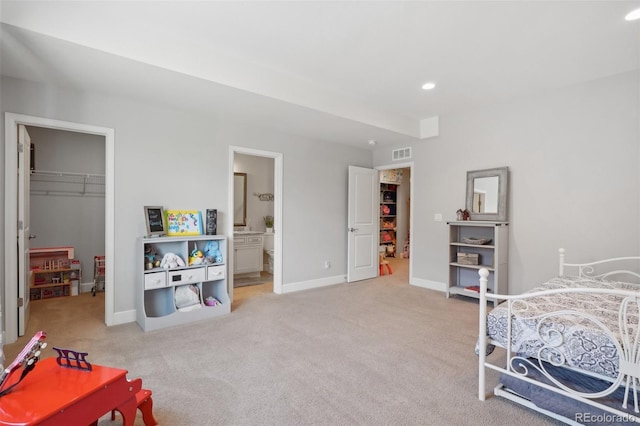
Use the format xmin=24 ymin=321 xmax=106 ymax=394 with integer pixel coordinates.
xmin=30 ymin=170 xmax=105 ymax=196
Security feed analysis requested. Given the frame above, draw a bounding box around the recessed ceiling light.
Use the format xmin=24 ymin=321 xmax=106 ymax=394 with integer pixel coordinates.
xmin=368 ymin=139 xmax=377 ymax=146
xmin=625 ymin=8 xmax=640 ymax=21
xmin=421 ymin=82 xmax=436 ymax=90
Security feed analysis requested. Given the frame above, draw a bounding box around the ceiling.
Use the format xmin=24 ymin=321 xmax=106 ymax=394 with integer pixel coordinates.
xmin=1 ymin=1 xmax=639 ymax=148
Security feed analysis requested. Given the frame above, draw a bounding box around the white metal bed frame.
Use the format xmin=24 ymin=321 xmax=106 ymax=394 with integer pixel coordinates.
xmin=478 ymin=248 xmax=640 ymax=424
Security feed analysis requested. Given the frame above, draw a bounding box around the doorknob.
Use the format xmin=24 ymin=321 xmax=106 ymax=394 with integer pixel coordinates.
xmin=348 ymin=227 xmax=358 ymax=232
xmin=29 ymin=234 xmax=37 ymax=240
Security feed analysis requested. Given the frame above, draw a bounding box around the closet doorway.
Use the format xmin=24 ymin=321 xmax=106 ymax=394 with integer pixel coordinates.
xmin=27 ymin=126 xmax=106 ymax=298
xmin=377 ymin=163 xmax=413 ymax=279
xmin=4 ymin=113 xmax=115 ymax=345
xmin=228 ymin=146 xmax=283 ymax=305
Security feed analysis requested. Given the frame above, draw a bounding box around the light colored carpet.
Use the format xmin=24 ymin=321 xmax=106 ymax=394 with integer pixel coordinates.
xmin=4 ymin=259 xmax=559 ymax=425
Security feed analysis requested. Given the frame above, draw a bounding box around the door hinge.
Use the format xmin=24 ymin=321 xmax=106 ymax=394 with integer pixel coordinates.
xmin=18 ymin=298 xmax=24 ymax=307
xmin=18 ymin=143 xmax=24 ymax=153
xmin=17 ymin=220 xmax=23 ymax=230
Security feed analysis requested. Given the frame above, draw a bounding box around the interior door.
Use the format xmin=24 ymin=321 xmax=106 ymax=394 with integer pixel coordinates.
xmin=347 ymin=166 xmax=378 ymax=282
xmin=18 ymin=124 xmax=32 ymax=336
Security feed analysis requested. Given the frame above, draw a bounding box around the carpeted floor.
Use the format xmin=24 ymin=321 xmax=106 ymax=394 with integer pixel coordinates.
xmin=4 ymin=258 xmax=558 ymax=425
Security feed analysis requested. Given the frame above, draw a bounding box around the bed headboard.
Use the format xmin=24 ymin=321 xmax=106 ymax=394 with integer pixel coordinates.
xmin=558 ymin=248 xmax=640 ymax=282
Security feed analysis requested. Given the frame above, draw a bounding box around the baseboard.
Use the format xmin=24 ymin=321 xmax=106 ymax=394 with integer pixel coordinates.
xmin=410 ymin=277 xmax=446 ymax=293
xmin=281 ymin=274 xmax=346 ymax=293
xmin=112 ymin=309 xmax=136 ymax=325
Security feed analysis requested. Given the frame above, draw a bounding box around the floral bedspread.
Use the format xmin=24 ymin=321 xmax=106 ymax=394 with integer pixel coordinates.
xmin=485 ymin=276 xmax=640 ymax=378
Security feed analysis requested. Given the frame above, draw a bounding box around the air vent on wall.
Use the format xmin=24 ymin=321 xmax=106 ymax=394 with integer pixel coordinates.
xmin=392 ymin=147 xmax=412 ymax=161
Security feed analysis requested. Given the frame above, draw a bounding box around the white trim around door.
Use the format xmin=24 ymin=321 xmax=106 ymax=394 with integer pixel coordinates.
xmin=228 ymin=146 xmax=283 ymax=297
xmin=4 ymin=113 xmax=115 ymax=345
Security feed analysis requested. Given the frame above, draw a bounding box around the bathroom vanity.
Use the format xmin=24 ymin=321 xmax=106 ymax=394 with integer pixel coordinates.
xmin=233 ymin=232 xmax=264 ymax=276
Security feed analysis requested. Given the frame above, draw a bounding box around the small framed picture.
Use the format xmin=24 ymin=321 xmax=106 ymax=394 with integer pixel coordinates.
xmin=205 ymin=209 xmax=217 ymax=235
xmin=144 ymin=206 xmax=166 ymax=237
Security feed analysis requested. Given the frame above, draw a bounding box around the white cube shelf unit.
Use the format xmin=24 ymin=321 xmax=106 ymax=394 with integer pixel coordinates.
xmin=447 ymin=221 xmax=508 ymax=306
xmin=137 ymin=235 xmax=230 ymax=332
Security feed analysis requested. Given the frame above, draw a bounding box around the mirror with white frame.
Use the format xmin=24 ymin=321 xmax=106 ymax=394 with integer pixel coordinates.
xmin=234 ymin=172 xmax=247 ymax=226
xmin=465 ymin=167 xmax=508 ymax=221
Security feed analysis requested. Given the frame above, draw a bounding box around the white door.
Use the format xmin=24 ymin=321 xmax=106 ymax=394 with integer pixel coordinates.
xmin=347 ymin=166 xmax=378 ymax=282
xmin=18 ymin=124 xmax=32 ymax=336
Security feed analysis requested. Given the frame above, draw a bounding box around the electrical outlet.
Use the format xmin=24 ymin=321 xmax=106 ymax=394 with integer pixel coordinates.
xmin=324 ymin=260 xmax=331 ymax=269
xmin=434 ymin=213 xmax=443 ymax=222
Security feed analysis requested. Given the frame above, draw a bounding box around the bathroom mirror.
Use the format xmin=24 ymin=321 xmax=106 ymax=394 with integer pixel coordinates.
xmin=234 ymin=172 xmax=247 ymax=226
xmin=465 ymin=167 xmax=508 ymax=221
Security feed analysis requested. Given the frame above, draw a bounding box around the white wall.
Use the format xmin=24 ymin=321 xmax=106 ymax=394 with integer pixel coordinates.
xmin=375 ymin=70 xmax=640 ymax=294
xmin=4 ymin=69 xmax=636 ymax=321
xmin=1 ymin=76 xmax=373 ymax=319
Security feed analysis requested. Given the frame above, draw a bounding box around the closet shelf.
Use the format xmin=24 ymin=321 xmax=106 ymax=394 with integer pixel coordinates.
xmin=30 ymin=169 xmax=105 ymax=196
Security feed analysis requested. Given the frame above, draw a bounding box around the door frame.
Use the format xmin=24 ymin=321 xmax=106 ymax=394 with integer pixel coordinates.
xmin=4 ymin=113 xmax=115 ymax=345
xmin=376 ymin=162 xmax=414 ymax=282
xmin=17 ymin=125 xmax=31 ymax=337
xmin=228 ymin=146 xmax=283 ymax=296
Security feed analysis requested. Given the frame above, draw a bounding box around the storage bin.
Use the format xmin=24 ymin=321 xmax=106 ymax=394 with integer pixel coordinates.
xmin=168 ymin=267 xmax=206 ymax=286
xmin=457 ymin=252 xmax=479 ymax=265
xmin=206 ymin=265 xmax=226 ymax=281
xmin=144 ymin=271 xmax=167 ymax=290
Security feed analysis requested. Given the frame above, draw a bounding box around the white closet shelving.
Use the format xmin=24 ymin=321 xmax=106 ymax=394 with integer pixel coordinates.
xmin=30 ymin=169 xmax=105 ymax=196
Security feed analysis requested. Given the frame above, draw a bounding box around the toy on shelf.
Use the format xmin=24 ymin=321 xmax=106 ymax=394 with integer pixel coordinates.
xmin=203 ymin=240 xmax=223 ymax=264
xmin=455 ymin=208 xmax=471 ymax=221
xmin=160 ymin=253 xmax=185 ymax=269
xmin=382 ymin=219 xmax=395 ymax=229
xmin=188 ymin=245 xmax=204 ymax=266
xmin=204 ymin=296 xmax=221 ymax=307
xmin=381 ymin=230 xmax=395 ymax=243
xmin=381 ymin=205 xmax=391 ymax=215
xmin=144 ymin=245 xmax=161 ymax=270
xmin=386 ymin=244 xmax=395 ymax=257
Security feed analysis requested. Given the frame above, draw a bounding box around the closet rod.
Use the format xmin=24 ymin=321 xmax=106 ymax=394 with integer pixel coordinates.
xmin=30 ymin=169 xmax=105 ymax=179
xmin=30 ymin=190 xmax=105 ymax=197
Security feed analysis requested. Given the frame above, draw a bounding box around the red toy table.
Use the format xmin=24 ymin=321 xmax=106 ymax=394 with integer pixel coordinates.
xmin=0 ymin=357 xmax=142 ymax=425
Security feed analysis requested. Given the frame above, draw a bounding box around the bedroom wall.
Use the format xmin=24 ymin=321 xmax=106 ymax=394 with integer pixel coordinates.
xmin=374 ymin=70 xmax=640 ymax=295
xmin=1 ymin=75 xmax=372 ymax=319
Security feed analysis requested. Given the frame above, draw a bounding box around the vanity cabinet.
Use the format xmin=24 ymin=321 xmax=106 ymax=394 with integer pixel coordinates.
xmin=447 ymin=221 xmax=508 ymax=306
xmin=137 ymin=235 xmax=230 ymax=332
xmin=234 ymin=234 xmax=263 ymax=275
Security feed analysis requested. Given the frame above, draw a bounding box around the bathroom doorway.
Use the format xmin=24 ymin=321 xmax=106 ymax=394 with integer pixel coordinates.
xmin=228 ymin=146 xmax=283 ymax=306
